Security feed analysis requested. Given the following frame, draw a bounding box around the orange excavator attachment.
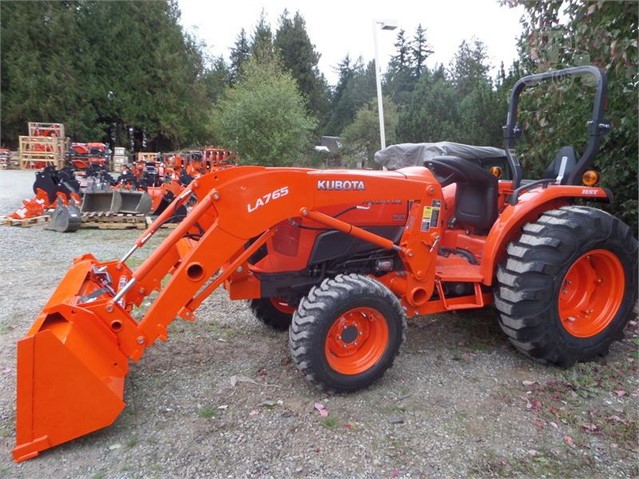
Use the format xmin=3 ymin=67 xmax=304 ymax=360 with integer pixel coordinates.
xmin=13 ymin=256 xmax=129 ymax=462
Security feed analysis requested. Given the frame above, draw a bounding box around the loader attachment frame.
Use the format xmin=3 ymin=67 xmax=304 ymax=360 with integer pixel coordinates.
xmin=14 ymin=165 xmax=443 ymax=461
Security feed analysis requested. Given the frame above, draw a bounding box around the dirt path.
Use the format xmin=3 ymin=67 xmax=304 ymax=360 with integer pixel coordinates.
xmin=0 ymin=169 xmax=636 ymax=478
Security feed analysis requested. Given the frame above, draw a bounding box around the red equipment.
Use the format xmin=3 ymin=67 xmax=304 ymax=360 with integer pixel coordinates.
xmin=13 ymin=66 xmax=638 ymax=462
xmin=7 ymin=189 xmax=49 ymax=219
xmin=69 ymin=142 xmax=109 ymax=170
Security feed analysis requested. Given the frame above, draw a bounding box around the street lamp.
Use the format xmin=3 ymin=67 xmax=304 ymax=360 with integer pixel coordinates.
xmin=373 ymin=19 xmax=398 ymax=151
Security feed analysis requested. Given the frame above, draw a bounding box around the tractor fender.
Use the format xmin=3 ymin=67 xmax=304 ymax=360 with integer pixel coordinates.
xmin=479 ymin=185 xmax=611 ymax=283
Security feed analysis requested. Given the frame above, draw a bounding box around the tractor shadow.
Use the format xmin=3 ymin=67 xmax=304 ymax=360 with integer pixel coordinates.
xmin=404 ymin=306 xmax=509 ymax=359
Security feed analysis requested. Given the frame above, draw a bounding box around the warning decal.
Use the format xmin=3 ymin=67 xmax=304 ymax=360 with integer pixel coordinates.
xmin=421 ymin=200 xmax=441 ymax=232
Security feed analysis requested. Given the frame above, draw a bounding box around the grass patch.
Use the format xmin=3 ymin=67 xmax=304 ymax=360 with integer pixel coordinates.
xmin=197 ymin=406 xmax=217 ymax=419
xmin=322 ymin=416 xmax=338 ymax=428
xmin=126 ymin=435 xmax=138 ymax=449
xmin=520 ymin=360 xmax=638 ymax=449
xmin=0 ymin=322 xmax=14 ymax=335
xmin=472 ymin=447 xmax=597 ymax=478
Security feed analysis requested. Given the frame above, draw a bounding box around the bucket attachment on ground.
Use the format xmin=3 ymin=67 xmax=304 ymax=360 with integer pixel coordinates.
xmin=46 ymin=198 xmax=82 ymax=232
xmin=81 ymin=190 xmax=152 ymax=215
xmin=81 ymin=190 xmax=121 ymax=213
xmin=119 ymin=190 xmax=151 ymax=214
xmin=13 ymin=256 xmax=129 ymax=462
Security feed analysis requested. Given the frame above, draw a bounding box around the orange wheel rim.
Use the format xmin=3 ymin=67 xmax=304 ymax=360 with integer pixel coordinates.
xmin=324 ymin=307 xmax=389 ymax=375
xmin=270 ymin=297 xmax=295 ymax=315
xmin=559 ymin=249 xmax=624 ymax=338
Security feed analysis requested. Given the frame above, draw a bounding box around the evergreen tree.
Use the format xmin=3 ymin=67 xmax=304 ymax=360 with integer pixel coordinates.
xmin=251 ymin=11 xmax=274 ymax=63
xmin=449 ymin=39 xmax=491 ymax=97
xmin=202 ymin=56 xmax=231 ymax=107
xmin=1 ymin=1 xmax=95 ymax=142
xmin=410 ymin=24 xmax=433 ymax=79
xmin=390 ymin=29 xmax=412 ymax=71
xmin=386 ymin=29 xmax=416 ymax=106
xmin=326 ymin=57 xmax=376 ymax=136
xmin=1 ymin=0 xmax=212 ymax=150
xmin=274 ymin=10 xmax=328 ymax=123
xmin=229 ymin=29 xmax=250 ymax=84
xmin=446 ymin=39 xmax=503 ymax=146
xmin=332 ymin=55 xmax=356 ymax=101
xmin=397 ymin=70 xmax=460 ymax=143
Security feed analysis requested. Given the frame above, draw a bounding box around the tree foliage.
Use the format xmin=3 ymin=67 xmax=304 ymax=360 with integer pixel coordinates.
xmin=325 ymin=56 xmax=376 ymax=136
xmin=212 ymin=55 xmax=317 ymax=166
xmin=229 ymin=29 xmax=250 ymax=85
xmin=1 ymin=0 xmax=211 ymax=151
xmin=341 ymin=97 xmax=398 ymax=168
xmin=274 ymin=10 xmax=329 ymax=121
xmin=505 ymin=0 xmax=638 ymax=231
xmin=410 ymin=24 xmax=433 ymax=78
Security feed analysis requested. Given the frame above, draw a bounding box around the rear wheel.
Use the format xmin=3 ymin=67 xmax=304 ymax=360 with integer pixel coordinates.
xmin=494 ymin=206 xmax=638 ymax=366
xmin=289 ymin=274 xmax=405 ymax=392
xmin=249 ymin=297 xmax=294 ymax=331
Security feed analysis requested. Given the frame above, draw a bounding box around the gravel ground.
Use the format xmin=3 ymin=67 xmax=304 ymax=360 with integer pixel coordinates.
xmin=0 ymin=169 xmax=636 ymax=479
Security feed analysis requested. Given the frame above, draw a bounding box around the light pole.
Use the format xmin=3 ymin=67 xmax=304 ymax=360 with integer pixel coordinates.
xmin=373 ymin=19 xmax=398 ymax=151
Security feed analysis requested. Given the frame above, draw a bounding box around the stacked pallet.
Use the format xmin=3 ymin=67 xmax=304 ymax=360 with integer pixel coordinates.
xmin=112 ymin=147 xmax=128 ymax=172
xmin=19 ymin=122 xmax=69 ymax=169
xmin=0 ymin=149 xmax=19 ymax=169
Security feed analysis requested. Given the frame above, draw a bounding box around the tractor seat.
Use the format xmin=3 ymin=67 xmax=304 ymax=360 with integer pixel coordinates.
xmin=424 ymin=155 xmax=498 ymax=231
xmin=542 ymin=146 xmax=576 ymax=185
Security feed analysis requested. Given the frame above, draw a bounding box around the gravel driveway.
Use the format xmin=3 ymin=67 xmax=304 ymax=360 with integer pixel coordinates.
xmin=0 ymin=169 xmax=636 ymax=478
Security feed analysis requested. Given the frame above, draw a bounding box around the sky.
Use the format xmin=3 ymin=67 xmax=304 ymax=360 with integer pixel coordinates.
xmin=177 ymin=0 xmax=526 ymax=86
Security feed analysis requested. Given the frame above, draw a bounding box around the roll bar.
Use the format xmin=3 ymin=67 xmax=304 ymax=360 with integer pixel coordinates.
xmin=503 ymin=65 xmax=609 ymax=189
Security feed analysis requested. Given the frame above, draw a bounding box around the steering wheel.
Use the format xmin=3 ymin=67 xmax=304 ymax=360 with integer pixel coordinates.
xmin=424 ymin=158 xmax=469 ymax=187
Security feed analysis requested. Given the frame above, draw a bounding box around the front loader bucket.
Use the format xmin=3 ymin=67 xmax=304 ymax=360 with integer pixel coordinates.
xmin=81 ymin=190 xmax=121 ymax=213
xmin=13 ymin=258 xmax=129 ymax=462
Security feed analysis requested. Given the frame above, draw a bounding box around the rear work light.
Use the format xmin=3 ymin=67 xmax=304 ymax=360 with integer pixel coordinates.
xmin=582 ymin=170 xmax=600 ymax=186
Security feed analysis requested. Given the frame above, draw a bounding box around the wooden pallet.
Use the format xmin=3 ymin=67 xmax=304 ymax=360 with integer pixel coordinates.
xmin=80 ymin=212 xmax=147 ymax=230
xmin=1 ymin=215 xmax=49 ymax=227
xmin=144 ymin=216 xmax=179 ymax=229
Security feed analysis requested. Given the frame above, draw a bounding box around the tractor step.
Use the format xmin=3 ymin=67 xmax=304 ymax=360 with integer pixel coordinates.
xmin=436 ymin=281 xmax=488 ymax=311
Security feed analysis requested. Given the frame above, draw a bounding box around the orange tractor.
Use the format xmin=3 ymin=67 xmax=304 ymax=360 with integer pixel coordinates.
xmin=13 ymin=66 xmax=637 ymax=461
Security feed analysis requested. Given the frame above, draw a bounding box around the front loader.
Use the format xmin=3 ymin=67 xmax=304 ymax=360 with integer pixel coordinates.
xmin=13 ymin=65 xmax=637 ymax=461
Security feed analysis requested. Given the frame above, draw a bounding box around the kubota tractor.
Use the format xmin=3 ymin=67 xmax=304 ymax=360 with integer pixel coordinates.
xmin=13 ymin=65 xmax=637 ymax=461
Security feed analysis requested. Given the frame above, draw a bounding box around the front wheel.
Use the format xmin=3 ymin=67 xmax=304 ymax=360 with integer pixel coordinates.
xmin=494 ymin=206 xmax=638 ymax=366
xmin=289 ymin=274 xmax=405 ymax=392
xmin=249 ymin=297 xmax=295 ymax=331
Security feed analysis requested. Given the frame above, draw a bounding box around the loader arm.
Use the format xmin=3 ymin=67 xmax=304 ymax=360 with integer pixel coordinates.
xmin=15 ymin=165 xmax=442 ymax=461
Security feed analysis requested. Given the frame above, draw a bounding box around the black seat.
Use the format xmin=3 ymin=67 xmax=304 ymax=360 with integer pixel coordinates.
xmin=542 ymin=146 xmax=576 ymax=185
xmin=424 ymin=156 xmax=498 ymax=231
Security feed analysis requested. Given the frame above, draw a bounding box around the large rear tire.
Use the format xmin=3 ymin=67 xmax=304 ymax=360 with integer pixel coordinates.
xmin=289 ymin=274 xmax=405 ymax=392
xmin=494 ymin=206 xmax=638 ymax=366
xmin=249 ymin=297 xmax=295 ymax=331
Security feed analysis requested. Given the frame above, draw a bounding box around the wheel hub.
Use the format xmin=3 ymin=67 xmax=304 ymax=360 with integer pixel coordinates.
xmin=340 ymin=325 xmax=359 ymax=344
xmin=324 ymin=307 xmax=390 ymax=375
xmin=559 ymin=249 xmax=624 ymax=338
